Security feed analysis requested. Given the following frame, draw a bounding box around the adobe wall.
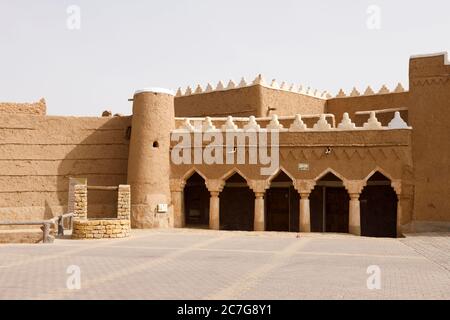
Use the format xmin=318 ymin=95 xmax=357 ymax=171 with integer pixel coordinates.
xmin=170 ymin=129 xmax=414 ymax=227
xmin=0 ymin=114 xmax=131 ymax=223
xmin=259 ymin=86 xmax=326 ymax=117
xmin=174 ymin=83 xmax=326 ymax=118
xmin=0 ymin=98 xmax=46 ymax=116
xmin=326 ymin=92 xmax=410 ymax=126
xmin=175 ymin=86 xmax=260 ymax=117
xmin=408 ymin=53 xmax=450 ymax=224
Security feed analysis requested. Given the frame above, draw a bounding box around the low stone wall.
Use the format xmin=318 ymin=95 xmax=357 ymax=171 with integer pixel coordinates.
xmin=72 ymin=184 xmax=131 ymax=239
xmin=72 ymin=219 xmax=130 ymax=239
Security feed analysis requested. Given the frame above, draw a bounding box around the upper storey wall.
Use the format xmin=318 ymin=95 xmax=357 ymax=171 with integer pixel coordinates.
xmin=326 ymin=91 xmax=410 ymax=126
xmin=259 ymin=86 xmax=325 ymax=117
xmin=0 ymin=98 xmax=46 ymax=116
xmin=174 ymin=77 xmax=327 ymax=118
xmin=175 ymin=86 xmax=260 ymax=117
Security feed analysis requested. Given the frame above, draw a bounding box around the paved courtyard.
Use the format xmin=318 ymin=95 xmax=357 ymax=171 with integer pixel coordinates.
xmin=0 ymin=229 xmax=449 ymax=300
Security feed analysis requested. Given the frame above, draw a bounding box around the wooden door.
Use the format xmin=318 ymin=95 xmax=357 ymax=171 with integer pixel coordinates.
xmin=267 ymin=188 xmax=290 ymax=231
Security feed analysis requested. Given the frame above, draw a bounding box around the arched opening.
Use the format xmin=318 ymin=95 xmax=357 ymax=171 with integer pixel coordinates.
xmin=220 ymin=173 xmax=254 ymax=231
xmin=183 ymin=172 xmax=210 ymax=228
xmin=310 ymin=172 xmax=349 ymax=233
xmin=266 ymin=171 xmax=299 ymax=232
xmin=360 ymin=172 xmax=397 ymax=238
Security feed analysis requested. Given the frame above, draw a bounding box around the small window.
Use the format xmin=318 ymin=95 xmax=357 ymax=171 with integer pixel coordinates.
xmin=153 ymin=141 xmax=159 ymax=148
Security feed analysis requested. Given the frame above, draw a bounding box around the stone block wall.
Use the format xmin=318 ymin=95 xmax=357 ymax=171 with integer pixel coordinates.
xmin=74 ymin=184 xmax=87 ymax=220
xmin=117 ymin=185 xmax=130 ymax=220
xmin=72 ymin=219 xmax=130 ymax=239
xmin=71 ymin=184 xmax=131 ymax=239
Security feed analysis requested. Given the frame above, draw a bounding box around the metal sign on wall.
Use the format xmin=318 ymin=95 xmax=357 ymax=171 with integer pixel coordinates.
xmin=298 ymin=163 xmax=309 ymax=171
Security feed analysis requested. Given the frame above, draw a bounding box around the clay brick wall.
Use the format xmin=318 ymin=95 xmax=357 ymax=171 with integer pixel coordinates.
xmin=174 ymin=85 xmax=326 ymax=118
xmin=0 ymin=98 xmax=46 ymax=116
xmin=408 ymin=53 xmax=450 ymax=223
xmin=260 ymin=86 xmax=326 ymax=117
xmin=175 ymin=86 xmax=260 ymax=117
xmin=326 ymin=92 xmax=410 ymax=126
xmin=0 ymin=114 xmax=131 ymax=223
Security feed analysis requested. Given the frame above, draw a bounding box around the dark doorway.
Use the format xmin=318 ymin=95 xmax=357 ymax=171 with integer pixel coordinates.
xmin=266 ymin=171 xmax=299 ymax=232
xmin=310 ymin=172 xmax=349 ymax=233
xmin=184 ymin=172 xmax=210 ymax=228
xmin=220 ymin=173 xmax=254 ymax=231
xmin=360 ymin=172 xmax=398 ymax=238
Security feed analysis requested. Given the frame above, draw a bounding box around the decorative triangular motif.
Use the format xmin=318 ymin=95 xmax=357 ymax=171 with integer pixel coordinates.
xmin=391 ymin=148 xmax=401 ymax=160
xmin=343 ymin=148 xmax=356 ymax=160
xmin=303 ymin=149 xmax=313 ymax=160
xmin=280 ymin=149 xmax=291 ymax=160
xmin=291 ymin=149 xmax=303 ymax=160
xmin=366 ymin=149 xmax=378 ymax=161
xmin=313 ymin=148 xmax=324 ymax=159
xmin=377 ymin=148 xmax=388 ymax=160
xmin=333 ymin=149 xmax=345 ymax=160
xmin=355 ymin=149 xmax=366 ymax=160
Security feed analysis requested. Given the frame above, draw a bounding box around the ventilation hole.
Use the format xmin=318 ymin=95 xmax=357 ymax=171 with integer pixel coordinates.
xmin=153 ymin=141 xmax=159 ymax=148
xmin=125 ymin=126 xmax=132 ymax=140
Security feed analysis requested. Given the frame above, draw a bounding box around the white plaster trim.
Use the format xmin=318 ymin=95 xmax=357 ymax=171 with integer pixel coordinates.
xmin=134 ymin=87 xmax=175 ymax=96
xmin=410 ymin=51 xmax=449 ymax=65
xmin=333 ymin=83 xmax=409 ymax=99
xmin=175 ymin=74 xmax=330 ymax=100
xmin=172 ymin=113 xmax=412 ymax=132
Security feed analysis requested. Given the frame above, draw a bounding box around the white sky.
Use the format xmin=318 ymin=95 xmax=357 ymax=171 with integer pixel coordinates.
xmin=0 ymin=0 xmax=449 ymax=116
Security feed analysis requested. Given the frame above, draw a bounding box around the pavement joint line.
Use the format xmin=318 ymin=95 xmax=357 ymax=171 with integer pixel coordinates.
xmin=0 ymin=232 xmax=159 ymax=269
xmin=53 ymin=244 xmax=425 ymax=260
xmin=26 ymin=232 xmax=234 ymax=300
xmin=205 ymin=238 xmax=311 ymax=300
xmin=399 ymin=238 xmax=450 ymax=273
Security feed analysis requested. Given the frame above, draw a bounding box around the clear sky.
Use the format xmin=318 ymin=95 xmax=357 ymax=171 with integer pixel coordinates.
xmin=1 ymin=0 xmax=449 ymax=116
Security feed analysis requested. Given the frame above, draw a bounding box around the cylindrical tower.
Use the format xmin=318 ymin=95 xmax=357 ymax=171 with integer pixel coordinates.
xmin=127 ymin=88 xmax=175 ymax=228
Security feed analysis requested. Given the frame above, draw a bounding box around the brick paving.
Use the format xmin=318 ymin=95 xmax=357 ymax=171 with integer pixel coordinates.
xmin=0 ymin=229 xmax=448 ymax=300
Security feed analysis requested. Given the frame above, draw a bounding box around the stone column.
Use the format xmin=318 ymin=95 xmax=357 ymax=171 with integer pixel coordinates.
xmin=117 ymin=185 xmax=131 ymax=221
xmin=74 ymin=184 xmax=87 ymax=220
xmin=249 ymin=180 xmax=269 ymax=232
xmin=170 ymin=179 xmax=186 ymax=228
xmin=294 ymin=180 xmax=315 ymax=233
xmin=206 ymin=180 xmax=224 ymax=230
xmin=299 ymin=193 xmax=311 ymax=232
xmin=348 ymin=193 xmax=361 ymax=236
xmin=344 ymin=180 xmax=365 ymax=236
xmin=253 ymin=193 xmax=265 ymax=231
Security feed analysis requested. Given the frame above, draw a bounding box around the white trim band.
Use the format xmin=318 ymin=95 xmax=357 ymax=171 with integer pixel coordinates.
xmin=134 ymin=87 xmax=175 ymax=96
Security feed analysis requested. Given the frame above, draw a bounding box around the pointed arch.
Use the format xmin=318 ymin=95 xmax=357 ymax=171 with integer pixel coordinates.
xmin=314 ymin=168 xmax=347 ymax=182
xmin=267 ymin=166 xmax=295 ymax=184
xmin=182 ymin=167 xmax=208 ymax=182
xmin=219 ymin=167 xmax=250 ymax=184
xmin=362 ymin=166 xmax=394 ymax=184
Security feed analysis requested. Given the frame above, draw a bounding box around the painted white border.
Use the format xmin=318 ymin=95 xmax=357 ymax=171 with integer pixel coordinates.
xmin=134 ymin=87 xmax=174 ymax=96
xmin=410 ymin=52 xmax=449 ymax=65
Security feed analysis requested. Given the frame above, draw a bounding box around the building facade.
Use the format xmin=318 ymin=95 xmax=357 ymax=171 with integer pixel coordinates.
xmin=0 ymin=53 xmax=449 ymax=237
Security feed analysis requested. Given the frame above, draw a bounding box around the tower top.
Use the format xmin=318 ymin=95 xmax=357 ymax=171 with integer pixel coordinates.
xmin=134 ymin=87 xmax=174 ymax=96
